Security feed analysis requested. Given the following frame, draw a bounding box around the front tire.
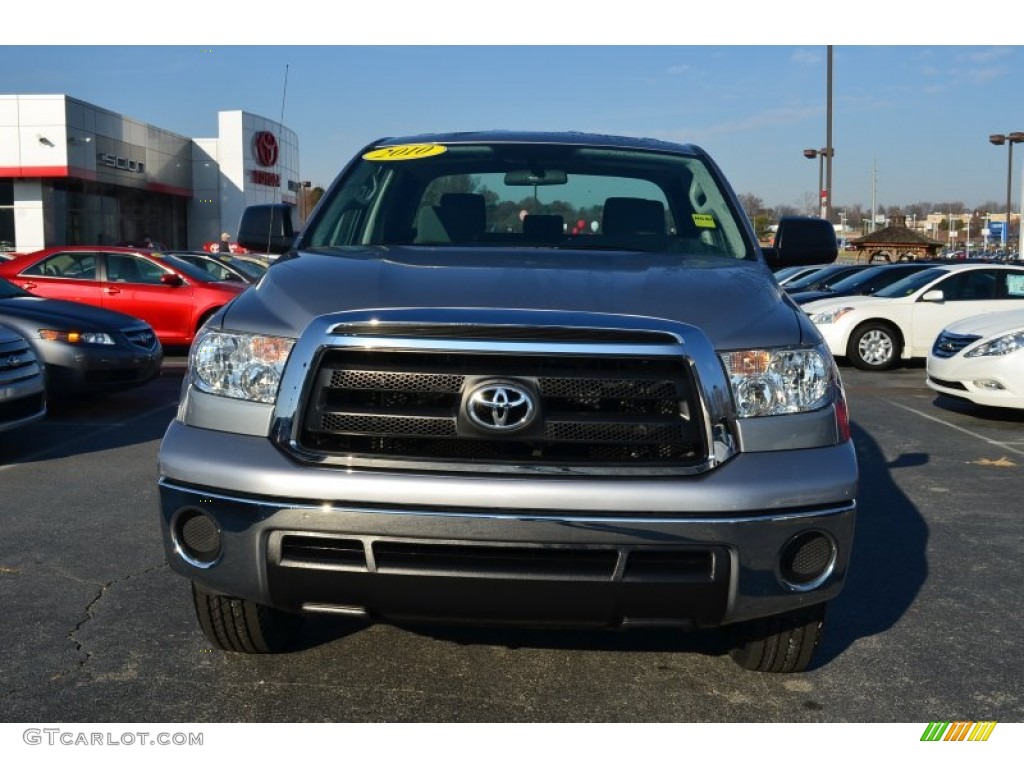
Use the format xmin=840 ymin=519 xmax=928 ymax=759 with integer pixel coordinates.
xmin=729 ymin=603 xmax=826 ymax=673
xmin=848 ymin=322 xmax=899 ymax=370
xmin=192 ymin=583 xmax=303 ymax=653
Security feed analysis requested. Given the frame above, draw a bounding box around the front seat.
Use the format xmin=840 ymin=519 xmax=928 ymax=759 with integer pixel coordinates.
xmin=414 ymin=193 xmax=487 ymax=244
xmin=108 ymin=257 xmax=142 ymax=283
xmin=601 ymin=197 xmax=666 ymax=236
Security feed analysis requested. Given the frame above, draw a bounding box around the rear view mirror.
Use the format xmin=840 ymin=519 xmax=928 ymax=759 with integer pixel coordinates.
xmin=161 ymin=273 xmax=184 ymax=287
xmin=504 ymin=169 xmax=568 ymax=186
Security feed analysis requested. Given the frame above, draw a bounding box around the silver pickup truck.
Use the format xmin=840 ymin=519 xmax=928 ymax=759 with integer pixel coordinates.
xmin=158 ymin=131 xmax=857 ymax=672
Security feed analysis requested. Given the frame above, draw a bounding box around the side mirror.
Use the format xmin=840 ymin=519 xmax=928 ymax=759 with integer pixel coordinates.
xmin=921 ymin=289 xmax=944 ymax=303
xmin=161 ymin=273 xmax=184 ymax=287
xmin=237 ymin=204 xmax=296 ymax=255
xmin=764 ymin=217 xmax=838 ymax=269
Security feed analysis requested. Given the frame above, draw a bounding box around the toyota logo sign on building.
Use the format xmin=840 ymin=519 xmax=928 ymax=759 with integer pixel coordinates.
xmin=253 ymin=131 xmax=279 ymax=167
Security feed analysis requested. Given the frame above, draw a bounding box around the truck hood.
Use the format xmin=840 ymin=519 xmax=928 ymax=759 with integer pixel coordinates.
xmin=221 ymin=247 xmax=816 ymax=350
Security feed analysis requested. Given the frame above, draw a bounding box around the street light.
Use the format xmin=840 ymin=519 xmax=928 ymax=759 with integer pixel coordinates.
xmin=298 ymin=180 xmax=312 ymax=223
xmin=989 ymin=132 xmax=1024 ymax=247
xmin=803 ymin=148 xmax=834 ymax=218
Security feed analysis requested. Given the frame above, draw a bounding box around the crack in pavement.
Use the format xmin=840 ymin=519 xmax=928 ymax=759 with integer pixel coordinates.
xmin=51 ymin=562 xmax=171 ymax=683
xmin=69 ymin=562 xmax=169 ymax=663
xmin=0 ymin=560 xmax=172 ymax=702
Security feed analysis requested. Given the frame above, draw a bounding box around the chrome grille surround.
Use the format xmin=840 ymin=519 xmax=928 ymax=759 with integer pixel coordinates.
xmin=270 ymin=309 xmax=738 ymax=476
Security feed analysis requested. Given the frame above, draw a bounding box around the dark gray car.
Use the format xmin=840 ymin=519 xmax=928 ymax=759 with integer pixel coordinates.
xmin=0 ymin=276 xmax=162 ymax=395
xmin=0 ymin=324 xmax=45 ymax=431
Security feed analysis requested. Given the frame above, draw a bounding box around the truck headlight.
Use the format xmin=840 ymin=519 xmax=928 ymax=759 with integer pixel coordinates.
xmin=720 ymin=347 xmax=831 ymax=417
xmin=190 ymin=330 xmax=295 ymax=403
xmin=965 ymin=331 xmax=1024 ymax=358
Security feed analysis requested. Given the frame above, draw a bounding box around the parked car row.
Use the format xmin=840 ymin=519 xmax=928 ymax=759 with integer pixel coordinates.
xmin=0 ymin=243 xmax=268 ymax=430
xmin=785 ymin=261 xmax=1024 ymax=410
xmin=0 ymin=246 xmax=249 ymax=347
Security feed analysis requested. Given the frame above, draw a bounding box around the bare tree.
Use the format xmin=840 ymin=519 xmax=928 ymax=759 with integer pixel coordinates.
xmin=737 ymin=193 xmax=766 ymax=223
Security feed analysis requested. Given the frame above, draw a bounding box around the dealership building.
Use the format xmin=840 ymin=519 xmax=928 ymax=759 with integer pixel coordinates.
xmin=0 ymin=94 xmax=300 ymax=253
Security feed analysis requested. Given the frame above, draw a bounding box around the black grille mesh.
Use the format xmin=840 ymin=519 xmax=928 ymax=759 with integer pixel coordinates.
xmin=297 ymin=347 xmax=705 ymax=470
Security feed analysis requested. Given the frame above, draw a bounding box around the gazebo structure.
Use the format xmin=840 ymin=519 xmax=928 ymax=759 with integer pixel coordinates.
xmin=848 ymin=214 xmax=945 ymax=263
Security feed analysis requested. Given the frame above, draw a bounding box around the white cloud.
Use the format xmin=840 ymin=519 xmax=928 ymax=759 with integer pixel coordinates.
xmin=791 ymin=49 xmax=820 ymax=66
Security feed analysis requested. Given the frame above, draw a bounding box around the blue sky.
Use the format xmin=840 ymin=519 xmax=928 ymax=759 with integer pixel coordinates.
xmin=4 ymin=6 xmax=1023 ymax=215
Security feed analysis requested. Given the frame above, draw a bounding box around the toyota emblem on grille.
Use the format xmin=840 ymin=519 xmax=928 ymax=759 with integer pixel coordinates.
xmin=467 ymin=383 xmax=536 ymax=432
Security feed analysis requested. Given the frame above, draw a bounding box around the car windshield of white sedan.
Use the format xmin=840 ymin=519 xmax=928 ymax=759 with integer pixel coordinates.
xmin=874 ymin=268 xmax=946 ymax=298
xmin=303 ymin=143 xmax=752 ymax=260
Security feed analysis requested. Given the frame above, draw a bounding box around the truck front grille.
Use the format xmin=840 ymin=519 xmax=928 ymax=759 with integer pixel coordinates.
xmin=296 ymin=347 xmax=707 ymax=471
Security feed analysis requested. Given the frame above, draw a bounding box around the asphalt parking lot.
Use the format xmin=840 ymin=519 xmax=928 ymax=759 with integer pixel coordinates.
xmin=1 ymin=356 xmax=1022 ymax=722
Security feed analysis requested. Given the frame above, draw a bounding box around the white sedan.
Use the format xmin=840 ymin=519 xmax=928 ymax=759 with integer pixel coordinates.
xmin=927 ymin=307 xmax=1024 ymax=409
xmin=803 ymin=262 xmax=1024 ymax=370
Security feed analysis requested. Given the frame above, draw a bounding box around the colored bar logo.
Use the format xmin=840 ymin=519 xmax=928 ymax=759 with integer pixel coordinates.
xmin=921 ymin=722 xmax=997 ymax=741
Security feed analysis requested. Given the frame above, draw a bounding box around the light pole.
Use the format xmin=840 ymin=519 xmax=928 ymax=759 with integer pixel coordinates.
xmin=989 ymin=132 xmax=1024 ymax=248
xmin=825 ymin=45 xmax=833 ymax=223
xmin=298 ymin=180 xmax=312 ymax=223
xmin=803 ymin=148 xmax=834 ymax=218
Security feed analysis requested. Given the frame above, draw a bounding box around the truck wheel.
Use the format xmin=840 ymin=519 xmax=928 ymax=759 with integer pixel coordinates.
xmin=728 ymin=603 xmax=826 ymax=673
xmin=192 ymin=583 xmax=302 ymax=653
xmin=848 ymin=322 xmax=899 ymax=371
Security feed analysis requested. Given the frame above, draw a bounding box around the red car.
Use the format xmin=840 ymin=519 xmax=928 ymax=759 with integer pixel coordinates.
xmin=0 ymin=246 xmax=247 ymax=346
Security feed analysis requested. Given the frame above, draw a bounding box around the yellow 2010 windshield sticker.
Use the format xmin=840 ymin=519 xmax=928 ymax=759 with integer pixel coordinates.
xmin=692 ymin=213 xmax=717 ymax=228
xmin=363 ymin=144 xmax=447 ymax=161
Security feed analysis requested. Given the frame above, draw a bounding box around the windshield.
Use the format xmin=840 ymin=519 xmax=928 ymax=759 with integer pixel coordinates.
xmin=161 ymin=255 xmax=219 ymax=283
xmin=785 ymin=265 xmax=856 ymax=291
xmin=0 ymin=276 xmax=30 ymax=299
xmin=820 ymin=266 xmax=886 ymax=291
xmin=874 ymin=267 xmax=946 ymax=298
xmin=227 ymin=259 xmax=266 ymax=279
xmin=827 ymin=264 xmax=921 ymax=293
xmin=773 ymin=266 xmax=808 ymax=281
xmin=302 ymin=141 xmax=753 ymax=260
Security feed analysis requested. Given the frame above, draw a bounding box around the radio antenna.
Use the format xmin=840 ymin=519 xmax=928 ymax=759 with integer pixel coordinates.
xmin=263 ymin=64 xmax=290 ymax=253
xmin=276 ymin=64 xmax=289 ymax=205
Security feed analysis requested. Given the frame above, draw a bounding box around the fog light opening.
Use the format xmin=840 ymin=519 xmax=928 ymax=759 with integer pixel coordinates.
xmin=973 ymin=379 xmax=1005 ymax=391
xmin=778 ymin=530 xmax=836 ymax=592
xmin=172 ymin=508 xmax=222 ymax=569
